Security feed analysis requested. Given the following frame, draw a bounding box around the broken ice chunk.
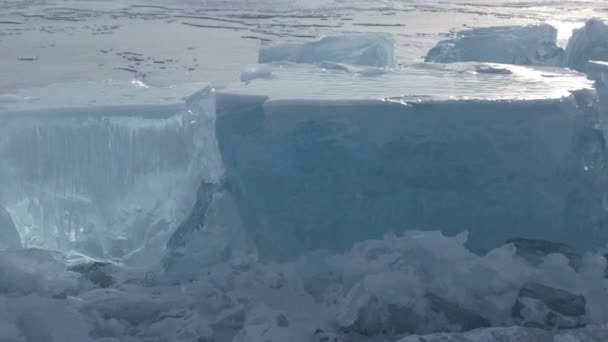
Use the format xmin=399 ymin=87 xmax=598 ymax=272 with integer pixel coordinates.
xmin=0 ymin=80 xmax=222 ymax=262
xmin=566 ymin=19 xmax=608 ymax=72
xmin=259 ymin=33 xmax=396 ymax=68
xmin=217 ymin=62 xmax=602 ymax=260
xmin=426 ymin=24 xmax=566 ymax=67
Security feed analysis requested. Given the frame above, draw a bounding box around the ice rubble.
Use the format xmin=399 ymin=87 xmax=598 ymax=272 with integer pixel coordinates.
xmin=0 ymin=80 xmax=223 ymax=262
xmin=213 ymin=61 xmax=604 ymax=261
xmin=566 ymin=19 xmax=608 ymax=72
xmin=258 ymin=33 xmax=397 ymax=67
xmin=2 ymin=231 xmax=608 ymax=342
xmin=425 ymin=24 xmax=566 ymax=67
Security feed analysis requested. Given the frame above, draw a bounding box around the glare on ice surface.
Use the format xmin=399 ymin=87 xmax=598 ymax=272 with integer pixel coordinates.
xmin=213 ymin=61 xmax=605 ymax=261
xmin=225 ymin=62 xmax=594 ymax=102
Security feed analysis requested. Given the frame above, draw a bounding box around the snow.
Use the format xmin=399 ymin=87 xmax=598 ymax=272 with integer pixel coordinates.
xmin=216 ymin=62 xmax=603 ymax=260
xmin=0 ymin=80 xmax=223 ymax=264
xmin=425 ymin=24 xmax=566 ymax=67
xmin=258 ymin=33 xmax=397 ymax=67
xmin=566 ymin=19 xmax=608 ymax=72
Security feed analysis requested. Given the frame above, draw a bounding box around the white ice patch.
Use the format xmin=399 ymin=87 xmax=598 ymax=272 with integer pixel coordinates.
xmin=258 ymin=33 xmax=396 ymax=68
xmin=425 ymin=24 xmax=566 ymax=67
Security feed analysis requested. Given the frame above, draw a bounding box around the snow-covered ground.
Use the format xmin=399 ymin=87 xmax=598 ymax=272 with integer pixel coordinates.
xmin=3 ymin=1 xmax=608 ymax=341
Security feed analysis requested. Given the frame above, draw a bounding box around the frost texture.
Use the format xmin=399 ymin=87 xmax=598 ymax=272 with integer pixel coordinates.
xmin=258 ymin=33 xmax=396 ymax=67
xmin=425 ymin=24 xmax=566 ymax=67
xmin=0 ymin=82 xmax=223 ymax=263
xmin=566 ymin=19 xmax=608 ymax=72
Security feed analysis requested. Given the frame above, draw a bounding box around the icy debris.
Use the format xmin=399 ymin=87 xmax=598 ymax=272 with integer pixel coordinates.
xmin=0 ymin=206 xmax=21 ymax=250
xmin=68 ymin=261 xmax=115 ymax=288
xmin=258 ymin=33 xmax=396 ymax=67
xmin=1 ymin=231 xmax=608 ymax=341
xmin=218 ymin=62 xmax=603 ymax=259
xmin=397 ymin=326 xmax=608 ymax=342
xmin=512 ymin=282 xmax=587 ymax=329
xmin=0 ymin=248 xmax=79 ymax=297
xmin=426 ymin=24 xmax=566 ymax=67
xmin=240 ymin=63 xmax=276 ymax=82
xmin=507 ymin=238 xmax=582 ymax=270
xmin=566 ymin=19 xmax=608 ymax=72
xmin=163 ymin=183 xmax=258 ymax=279
xmin=0 ymin=295 xmax=93 ymax=342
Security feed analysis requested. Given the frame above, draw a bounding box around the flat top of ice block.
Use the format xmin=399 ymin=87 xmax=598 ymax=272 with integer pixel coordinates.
xmin=0 ymin=79 xmax=210 ymax=114
xmin=219 ymin=62 xmax=594 ymax=103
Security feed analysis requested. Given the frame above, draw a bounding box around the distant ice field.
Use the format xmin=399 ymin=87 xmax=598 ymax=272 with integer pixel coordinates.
xmin=1 ymin=0 xmax=607 ymax=90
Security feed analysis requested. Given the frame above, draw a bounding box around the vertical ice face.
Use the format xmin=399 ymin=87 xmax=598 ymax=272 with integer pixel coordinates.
xmin=216 ymin=62 xmax=603 ymax=261
xmin=425 ymin=24 xmax=566 ymax=67
xmin=0 ymin=81 xmax=223 ymax=261
xmin=566 ymin=19 xmax=608 ymax=72
xmin=258 ymin=33 xmax=397 ymax=67
xmin=0 ymin=206 xmax=20 ymax=250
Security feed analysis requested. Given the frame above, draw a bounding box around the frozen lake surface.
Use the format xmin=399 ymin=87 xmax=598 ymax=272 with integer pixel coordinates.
xmin=1 ymin=0 xmax=607 ymax=90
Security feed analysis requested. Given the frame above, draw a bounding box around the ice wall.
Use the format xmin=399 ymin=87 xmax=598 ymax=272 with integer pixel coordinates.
xmin=258 ymin=33 xmax=396 ymax=67
xmin=566 ymin=19 xmax=608 ymax=72
xmin=426 ymin=24 xmax=566 ymax=67
xmin=0 ymin=81 xmax=223 ymax=261
xmin=214 ymin=62 xmax=604 ymax=261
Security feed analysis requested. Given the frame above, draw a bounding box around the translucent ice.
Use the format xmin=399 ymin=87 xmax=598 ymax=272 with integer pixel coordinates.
xmin=216 ymin=62 xmax=603 ymax=260
xmin=566 ymin=19 xmax=608 ymax=72
xmin=0 ymin=206 xmax=20 ymax=250
xmin=426 ymin=24 xmax=566 ymax=67
xmin=0 ymin=80 xmax=223 ymax=262
xmin=258 ymin=33 xmax=396 ymax=67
